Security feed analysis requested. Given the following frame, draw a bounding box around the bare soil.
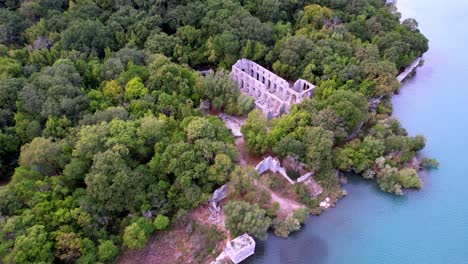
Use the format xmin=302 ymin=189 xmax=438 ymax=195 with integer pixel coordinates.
xmin=118 ymin=205 xmax=227 ymax=264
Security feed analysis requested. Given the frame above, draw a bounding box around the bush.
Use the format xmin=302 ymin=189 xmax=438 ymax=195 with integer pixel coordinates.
xmin=223 ymin=201 xmax=271 ymax=240
xmin=273 ymin=216 xmax=301 ymax=238
xmin=376 ymin=166 xmax=422 ymax=195
xmin=153 ymin=215 xmax=170 ymax=230
xmin=266 ymin=202 xmax=280 ymax=218
xmin=98 ymin=240 xmax=119 ymax=262
xmin=123 ymin=218 xmax=154 ymax=249
xmin=293 ymin=208 xmax=310 ymax=224
xmin=421 ymin=157 xmax=439 ymax=170
xmin=411 ymin=135 xmax=426 ymax=151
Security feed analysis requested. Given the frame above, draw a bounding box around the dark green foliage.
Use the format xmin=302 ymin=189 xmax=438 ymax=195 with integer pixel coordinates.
xmin=60 ymin=20 xmax=115 ymax=57
xmin=241 ymin=109 xmax=268 ymax=155
xmin=223 ymin=200 xmax=271 ymax=240
xmin=202 ymin=69 xmax=254 ymax=116
xmin=421 ymin=158 xmax=439 ymax=170
xmin=273 ymin=215 xmax=301 ymax=238
xmin=0 ymin=0 xmax=431 ymax=262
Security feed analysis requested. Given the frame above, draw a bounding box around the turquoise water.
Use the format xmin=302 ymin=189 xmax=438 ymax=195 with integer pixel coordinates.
xmin=248 ymin=0 xmax=468 ymax=263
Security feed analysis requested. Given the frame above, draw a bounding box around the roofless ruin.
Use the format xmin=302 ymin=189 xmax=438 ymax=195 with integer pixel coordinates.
xmin=231 ymin=59 xmax=315 ymax=118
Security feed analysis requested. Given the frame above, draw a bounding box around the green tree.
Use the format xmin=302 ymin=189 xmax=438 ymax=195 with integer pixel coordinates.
xmin=125 ymin=77 xmax=148 ymax=100
xmin=153 ymin=215 xmax=170 ymax=230
xmin=273 ymin=215 xmax=301 ymax=238
xmin=98 ymin=240 xmax=119 ymax=263
xmin=229 ymin=166 xmax=257 ymax=195
xmin=241 ymin=109 xmax=268 ymax=155
xmin=84 ymin=146 xmax=144 ymax=213
xmin=324 ymin=90 xmax=368 ymax=133
xmin=223 ymin=201 xmax=271 ymax=240
xmin=19 ymin=137 xmax=68 ymax=176
xmin=123 ymin=217 xmax=154 ymax=249
xmin=301 ymin=126 xmax=334 ymax=175
xmin=60 ymin=20 xmax=115 ymax=56
xmin=10 ymin=225 xmax=53 ymax=264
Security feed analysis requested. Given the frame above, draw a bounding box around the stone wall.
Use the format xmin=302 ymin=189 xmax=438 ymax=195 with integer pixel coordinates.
xmin=255 ymin=156 xmax=314 ymax=186
xmin=231 ymin=59 xmax=315 ymax=118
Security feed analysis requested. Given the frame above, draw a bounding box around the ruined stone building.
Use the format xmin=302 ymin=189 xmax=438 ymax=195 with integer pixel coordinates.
xmin=231 ymin=59 xmax=315 ymax=118
xmin=225 ymin=234 xmax=255 ymax=264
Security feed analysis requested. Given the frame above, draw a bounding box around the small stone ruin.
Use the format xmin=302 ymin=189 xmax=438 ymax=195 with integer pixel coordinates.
xmin=225 ymin=234 xmax=256 ymax=264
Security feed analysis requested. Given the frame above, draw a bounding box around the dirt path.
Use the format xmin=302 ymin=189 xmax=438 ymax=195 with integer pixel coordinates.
xmin=235 ymin=137 xmax=262 ymax=166
xmin=270 ymin=190 xmax=304 ymax=218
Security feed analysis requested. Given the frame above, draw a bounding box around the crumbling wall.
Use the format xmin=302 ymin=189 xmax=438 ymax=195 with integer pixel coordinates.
xmin=231 ymin=59 xmax=315 ymax=118
xmin=254 ymin=156 xmax=317 ymax=187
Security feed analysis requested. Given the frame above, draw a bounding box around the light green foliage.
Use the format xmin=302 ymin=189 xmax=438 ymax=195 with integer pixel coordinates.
xmin=123 ymin=217 xmax=155 ymax=249
xmin=85 ymin=147 xmax=144 ymax=213
xmin=102 ymin=80 xmax=124 ymax=105
xmin=10 ymin=225 xmax=54 ymax=264
xmin=125 ymin=77 xmax=148 ymax=100
xmin=241 ymin=109 xmax=268 ymax=155
xmin=376 ymin=166 xmax=422 ymax=195
xmin=98 ymin=240 xmax=119 ymax=262
xmin=223 ymin=201 xmax=271 ymax=240
xmin=43 ymin=116 xmax=71 ymax=139
xmin=154 ymin=214 xmax=170 ymax=230
xmin=335 ymin=136 xmax=385 ymax=173
xmin=208 ymin=154 xmax=234 ymax=184
xmin=19 ymin=137 xmax=68 ymax=176
xmin=298 ymin=4 xmax=333 ymax=29
xmin=185 ymin=117 xmax=216 ymax=142
xmin=0 ymin=57 xmax=21 ymax=78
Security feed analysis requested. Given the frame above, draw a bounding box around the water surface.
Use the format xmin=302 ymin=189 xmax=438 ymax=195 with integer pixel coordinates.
xmin=248 ymin=0 xmax=468 ymax=263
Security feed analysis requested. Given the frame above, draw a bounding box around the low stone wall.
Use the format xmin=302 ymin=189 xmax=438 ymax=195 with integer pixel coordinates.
xmin=397 ymin=56 xmax=422 ymax=83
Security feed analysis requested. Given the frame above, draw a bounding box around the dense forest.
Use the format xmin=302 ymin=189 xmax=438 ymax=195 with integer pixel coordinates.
xmin=0 ymin=0 xmax=433 ymax=263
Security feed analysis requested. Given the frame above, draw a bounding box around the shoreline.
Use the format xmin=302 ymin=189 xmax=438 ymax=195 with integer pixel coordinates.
xmin=397 ymin=57 xmax=423 ymax=83
xmin=233 ymin=56 xmax=426 ymax=263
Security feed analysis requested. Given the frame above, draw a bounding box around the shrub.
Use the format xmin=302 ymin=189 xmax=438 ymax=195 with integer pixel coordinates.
xmin=154 ymin=215 xmax=170 ymax=230
xmin=98 ymin=240 xmax=119 ymax=262
xmin=273 ymin=216 xmax=301 ymax=238
xmin=293 ymin=208 xmax=310 ymax=224
xmin=421 ymin=158 xmax=439 ymax=170
xmin=223 ymin=201 xmax=271 ymax=240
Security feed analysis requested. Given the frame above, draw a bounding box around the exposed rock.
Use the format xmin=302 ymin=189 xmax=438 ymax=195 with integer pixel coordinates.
xmin=218 ymin=113 xmax=244 ymax=138
xmin=319 ymin=197 xmax=331 ymax=209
